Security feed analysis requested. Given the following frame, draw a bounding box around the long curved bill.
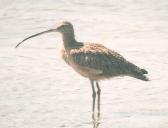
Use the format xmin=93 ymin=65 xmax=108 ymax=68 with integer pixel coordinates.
xmin=15 ymin=29 xmax=57 ymax=48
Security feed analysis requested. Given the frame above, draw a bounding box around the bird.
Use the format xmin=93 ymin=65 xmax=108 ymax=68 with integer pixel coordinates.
xmin=15 ymin=21 xmax=149 ymax=115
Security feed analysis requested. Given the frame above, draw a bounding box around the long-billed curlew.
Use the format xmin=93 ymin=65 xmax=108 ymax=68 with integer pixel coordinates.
xmin=15 ymin=21 xmax=149 ymax=115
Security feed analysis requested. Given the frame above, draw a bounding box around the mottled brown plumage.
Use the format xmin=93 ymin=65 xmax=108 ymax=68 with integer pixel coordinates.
xmin=62 ymin=43 xmax=148 ymax=81
xmin=58 ymin=22 xmax=148 ymax=81
xmin=15 ymin=21 xmax=149 ymax=114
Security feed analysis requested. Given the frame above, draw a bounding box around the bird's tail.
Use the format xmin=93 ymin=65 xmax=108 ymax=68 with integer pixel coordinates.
xmin=127 ymin=62 xmax=149 ymax=81
xmin=132 ymin=72 xmax=149 ymax=81
xmin=140 ymin=68 xmax=148 ymax=74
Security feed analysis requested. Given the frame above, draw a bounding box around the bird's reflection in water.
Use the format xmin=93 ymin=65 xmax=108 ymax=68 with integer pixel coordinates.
xmin=92 ymin=113 xmax=100 ymax=128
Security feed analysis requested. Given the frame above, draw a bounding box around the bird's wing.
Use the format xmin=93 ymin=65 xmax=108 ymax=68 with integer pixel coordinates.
xmin=70 ymin=43 xmax=129 ymax=75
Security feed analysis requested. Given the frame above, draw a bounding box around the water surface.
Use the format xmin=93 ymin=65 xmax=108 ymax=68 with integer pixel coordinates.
xmin=0 ymin=0 xmax=168 ymax=128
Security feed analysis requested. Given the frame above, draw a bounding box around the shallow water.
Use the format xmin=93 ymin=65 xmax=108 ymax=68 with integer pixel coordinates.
xmin=0 ymin=0 xmax=168 ymax=128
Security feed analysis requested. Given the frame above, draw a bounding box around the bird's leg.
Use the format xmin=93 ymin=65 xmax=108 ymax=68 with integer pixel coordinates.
xmin=90 ymin=80 xmax=96 ymax=114
xmin=96 ymin=82 xmax=101 ymax=116
xmin=90 ymin=80 xmax=101 ymax=127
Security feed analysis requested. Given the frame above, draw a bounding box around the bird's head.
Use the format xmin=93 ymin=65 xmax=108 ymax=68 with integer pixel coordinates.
xmin=15 ymin=21 xmax=74 ymax=48
xmin=56 ymin=21 xmax=74 ymax=34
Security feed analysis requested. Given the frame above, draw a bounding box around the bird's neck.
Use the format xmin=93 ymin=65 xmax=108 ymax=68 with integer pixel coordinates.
xmin=62 ymin=32 xmax=77 ymax=51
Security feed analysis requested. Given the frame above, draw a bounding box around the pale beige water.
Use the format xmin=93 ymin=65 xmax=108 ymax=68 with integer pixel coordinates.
xmin=0 ymin=0 xmax=168 ymax=128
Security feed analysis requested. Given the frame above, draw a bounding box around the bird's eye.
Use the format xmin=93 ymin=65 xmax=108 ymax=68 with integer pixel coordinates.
xmin=62 ymin=25 xmax=65 ymax=28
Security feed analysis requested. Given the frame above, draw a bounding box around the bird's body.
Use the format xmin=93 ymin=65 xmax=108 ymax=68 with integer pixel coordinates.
xmin=61 ymin=42 xmax=148 ymax=81
xmin=15 ymin=21 xmax=149 ymax=115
